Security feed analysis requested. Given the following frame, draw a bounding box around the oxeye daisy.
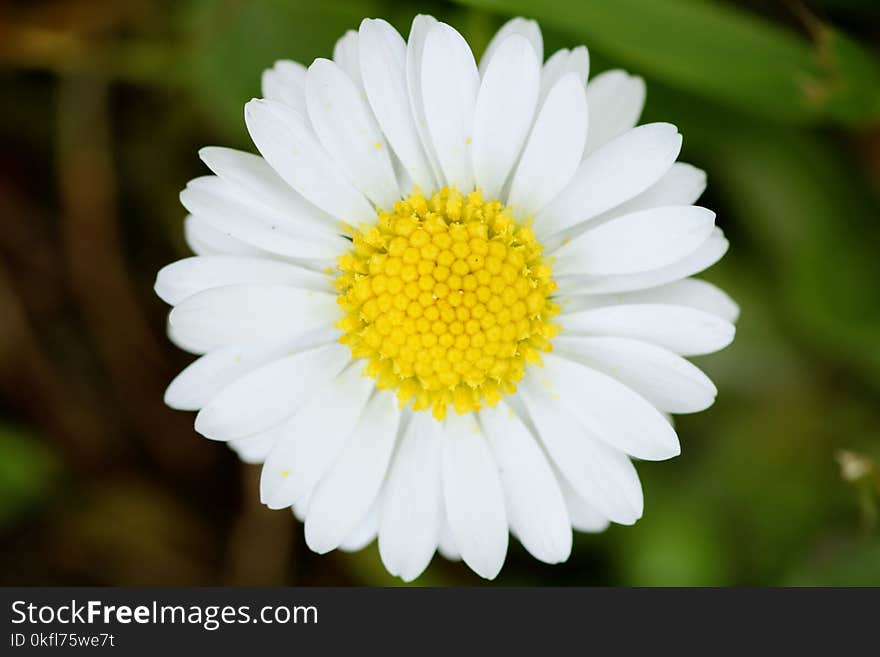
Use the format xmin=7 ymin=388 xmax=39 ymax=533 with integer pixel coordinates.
xmin=156 ymin=15 xmax=737 ymax=581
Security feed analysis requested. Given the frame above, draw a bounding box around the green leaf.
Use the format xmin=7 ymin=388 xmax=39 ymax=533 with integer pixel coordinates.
xmin=809 ymin=26 xmax=880 ymax=124
xmin=453 ymin=0 xmax=880 ymax=126
xmin=177 ymin=0 xmax=472 ymax=142
xmin=704 ymin=129 xmax=880 ymax=387
xmin=179 ymin=0 xmax=391 ymax=141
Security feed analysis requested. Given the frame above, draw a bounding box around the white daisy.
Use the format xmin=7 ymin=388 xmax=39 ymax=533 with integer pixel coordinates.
xmin=156 ymin=15 xmax=737 ymax=581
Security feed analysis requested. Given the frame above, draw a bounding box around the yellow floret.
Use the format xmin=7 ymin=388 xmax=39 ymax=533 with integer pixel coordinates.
xmin=335 ymin=187 xmax=558 ymax=420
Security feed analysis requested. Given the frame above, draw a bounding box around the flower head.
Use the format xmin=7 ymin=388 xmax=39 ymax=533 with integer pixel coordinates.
xmin=156 ymin=15 xmax=737 ymax=581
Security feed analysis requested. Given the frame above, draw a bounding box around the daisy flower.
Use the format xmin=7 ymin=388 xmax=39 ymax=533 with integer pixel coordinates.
xmin=156 ymin=15 xmax=737 ymax=581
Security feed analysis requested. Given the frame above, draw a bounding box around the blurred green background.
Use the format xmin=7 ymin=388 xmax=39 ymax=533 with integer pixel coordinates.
xmin=2 ymin=0 xmax=880 ymax=586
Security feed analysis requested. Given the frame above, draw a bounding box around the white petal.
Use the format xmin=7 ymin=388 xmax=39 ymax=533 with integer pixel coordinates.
xmin=198 ymin=146 xmax=336 ymax=232
xmin=540 ymin=49 xmax=568 ymax=82
xmin=261 ymin=60 xmax=308 ymax=114
xmin=166 ymin=316 xmax=207 ymax=355
xmin=359 ymin=18 xmax=436 ymax=192
xmin=557 ymin=228 xmax=730 ymax=295
xmin=552 ymin=206 xmax=716 ymax=276
xmin=155 ymin=256 xmax=330 ymax=306
xmin=194 ymin=343 xmax=350 ymax=441
xmin=183 ymin=215 xmax=263 ymax=258
xmin=519 ymin=374 xmax=643 ymax=524
xmin=537 ymin=123 xmax=682 ymax=237
xmin=558 ymin=477 xmax=610 ymax=533
xmin=379 ymin=412 xmax=444 ymax=582
xmin=507 ymin=73 xmax=588 ymax=217
xmin=538 ymin=353 xmax=680 ymax=460
xmin=339 ymin=496 xmax=380 ymax=552
xmin=406 ymin=15 xmax=444 ymax=184
xmin=260 ymin=362 xmax=375 ymax=509
xmin=164 ymin=332 xmax=334 ymax=411
xmin=333 ymin=30 xmax=363 ymax=89
xmin=292 ymin=488 xmax=312 ymax=522
xmin=392 ymin=153 xmax=415 ymax=195
xmin=584 ymin=70 xmax=646 ymax=154
xmin=472 ymin=34 xmax=540 ymax=200
xmin=306 ymin=58 xmax=400 ymax=208
xmin=305 ymin=392 xmax=400 ymax=554
xmin=442 ymin=414 xmax=508 ymax=580
xmin=670 ymin=278 xmax=739 ymax=323
xmin=579 ymin=164 xmax=707 ymax=239
xmin=228 ymin=425 xmax=283 ymax=465
xmin=481 ymin=403 xmax=572 ymax=564
xmin=437 ymin=521 xmax=461 ymax=561
xmin=562 ymin=277 xmax=739 ymax=323
xmin=539 ymin=46 xmax=589 ymax=106
xmin=558 ymin=303 xmax=735 ymax=356
xmin=167 ymin=284 xmax=338 ymax=353
xmin=554 ymin=336 xmax=718 ymax=414
xmin=244 ymin=98 xmax=375 ymax=223
xmin=180 ymin=177 xmax=345 ymax=264
xmin=479 ymin=17 xmax=542 ymax=76
xmin=421 ymin=23 xmax=480 ymax=191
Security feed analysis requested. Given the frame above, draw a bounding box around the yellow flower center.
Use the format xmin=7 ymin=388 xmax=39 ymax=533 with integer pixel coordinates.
xmin=335 ymin=188 xmax=558 ymax=420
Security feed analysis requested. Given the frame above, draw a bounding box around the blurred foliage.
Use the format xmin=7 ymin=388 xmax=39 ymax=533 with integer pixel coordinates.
xmin=0 ymin=425 xmax=59 ymax=527
xmin=456 ymin=0 xmax=880 ymax=125
xmin=1 ymin=0 xmax=879 ymax=586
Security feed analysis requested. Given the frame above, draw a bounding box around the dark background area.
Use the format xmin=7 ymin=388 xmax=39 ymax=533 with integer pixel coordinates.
xmin=1 ymin=0 xmax=879 ymax=585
